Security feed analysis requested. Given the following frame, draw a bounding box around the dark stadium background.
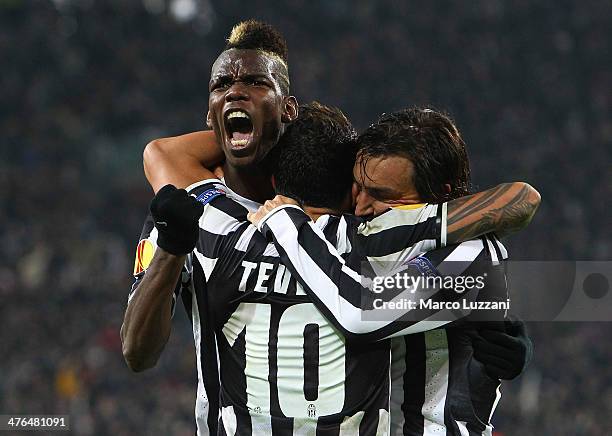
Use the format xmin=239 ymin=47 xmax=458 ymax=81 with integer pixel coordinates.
xmin=1 ymin=0 xmax=610 ymax=434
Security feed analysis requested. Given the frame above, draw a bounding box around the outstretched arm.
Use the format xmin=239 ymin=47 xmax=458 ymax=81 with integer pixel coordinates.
xmin=446 ymin=182 xmax=541 ymax=243
xmin=143 ymin=130 xmax=223 ymax=193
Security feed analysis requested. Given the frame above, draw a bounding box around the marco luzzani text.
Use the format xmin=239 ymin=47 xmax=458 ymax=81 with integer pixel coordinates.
xmin=368 ymin=272 xmax=510 ymax=311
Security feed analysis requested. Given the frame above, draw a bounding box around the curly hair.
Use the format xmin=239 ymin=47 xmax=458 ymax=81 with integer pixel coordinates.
xmin=358 ymin=108 xmax=472 ymax=202
xmin=272 ymin=102 xmax=357 ymax=210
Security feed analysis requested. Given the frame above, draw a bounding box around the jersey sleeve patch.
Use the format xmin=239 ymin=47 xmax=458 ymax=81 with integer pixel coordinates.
xmin=407 ymin=256 xmax=439 ymax=277
xmin=195 ymin=187 xmax=226 ymax=205
xmin=133 ymin=239 xmax=155 ymax=275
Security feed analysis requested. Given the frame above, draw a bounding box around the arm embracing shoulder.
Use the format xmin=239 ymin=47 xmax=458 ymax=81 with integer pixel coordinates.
xmin=257 ymin=206 xmax=475 ymax=342
xmin=446 ymin=182 xmax=541 ymax=243
xmin=143 ymin=130 xmax=222 ymax=193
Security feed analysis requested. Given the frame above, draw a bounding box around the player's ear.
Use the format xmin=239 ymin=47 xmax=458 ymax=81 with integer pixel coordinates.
xmin=206 ymin=110 xmax=212 ymax=128
xmin=281 ymin=96 xmax=298 ymax=123
xmin=271 ymin=174 xmax=276 ymax=191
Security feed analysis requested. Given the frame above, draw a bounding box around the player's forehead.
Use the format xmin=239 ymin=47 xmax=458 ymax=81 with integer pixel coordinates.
xmin=354 ymin=154 xmax=413 ymax=188
xmin=210 ymin=49 xmax=279 ymax=82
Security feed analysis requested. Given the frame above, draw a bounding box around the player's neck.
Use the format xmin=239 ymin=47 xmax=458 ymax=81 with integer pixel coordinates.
xmin=222 ymin=163 xmax=276 ymax=204
xmin=303 ymin=206 xmax=341 ymax=221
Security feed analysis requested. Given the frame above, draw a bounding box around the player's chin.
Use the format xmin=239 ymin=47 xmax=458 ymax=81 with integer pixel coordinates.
xmin=227 ymin=139 xmax=257 ymax=157
xmin=224 ymin=137 xmax=274 ymax=168
xmin=224 ymin=148 xmax=261 ymax=168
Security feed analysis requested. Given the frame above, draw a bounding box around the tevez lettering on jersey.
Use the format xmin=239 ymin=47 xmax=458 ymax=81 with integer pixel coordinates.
xmin=237 ymin=260 xmax=305 ymax=295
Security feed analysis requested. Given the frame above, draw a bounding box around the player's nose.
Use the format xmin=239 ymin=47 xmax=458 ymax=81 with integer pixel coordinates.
xmin=354 ymin=190 xmax=374 ymax=217
xmin=225 ymin=83 xmax=249 ymax=102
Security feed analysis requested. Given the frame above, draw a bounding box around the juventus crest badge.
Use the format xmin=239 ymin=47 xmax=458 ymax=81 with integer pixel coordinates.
xmin=307 ymin=404 xmax=316 ymax=418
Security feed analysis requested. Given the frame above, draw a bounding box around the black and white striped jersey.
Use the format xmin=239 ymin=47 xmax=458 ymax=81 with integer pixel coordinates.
xmin=257 ymin=204 xmax=510 ymax=435
xmin=386 ymin=239 xmax=508 ymax=436
xmin=256 ymin=204 xmax=451 ymax=341
xmin=186 ymin=180 xmax=413 ymax=435
xmin=130 ymin=212 xmax=222 ymax=436
xmin=129 ymin=180 xmax=267 ymax=436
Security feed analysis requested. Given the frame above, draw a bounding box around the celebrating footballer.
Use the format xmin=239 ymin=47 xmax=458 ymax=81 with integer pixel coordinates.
xmin=121 ymin=20 xmax=539 ymax=436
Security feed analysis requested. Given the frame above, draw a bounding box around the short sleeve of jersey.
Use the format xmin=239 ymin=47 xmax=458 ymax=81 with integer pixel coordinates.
xmin=186 ymin=179 xmax=230 ymax=207
xmin=185 ymin=179 xmax=255 ymax=273
xmin=355 ymin=203 xmax=446 ymax=277
xmin=186 ymin=178 xmax=249 ymax=237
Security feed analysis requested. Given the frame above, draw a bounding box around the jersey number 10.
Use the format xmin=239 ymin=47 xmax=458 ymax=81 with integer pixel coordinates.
xmin=222 ymin=302 xmax=346 ymax=418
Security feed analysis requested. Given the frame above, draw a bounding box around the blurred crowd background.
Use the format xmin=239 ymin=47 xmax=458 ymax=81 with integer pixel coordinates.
xmin=1 ymin=0 xmax=610 ymax=435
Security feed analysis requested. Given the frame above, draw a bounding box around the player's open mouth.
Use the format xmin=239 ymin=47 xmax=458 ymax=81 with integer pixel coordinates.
xmin=225 ymin=109 xmax=254 ymax=149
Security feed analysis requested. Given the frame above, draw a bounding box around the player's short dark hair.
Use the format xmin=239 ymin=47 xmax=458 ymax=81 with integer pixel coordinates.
xmin=358 ymin=108 xmax=472 ymax=202
xmin=224 ymin=20 xmax=290 ymax=94
xmin=272 ymin=102 xmax=357 ymax=210
xmin=225 ymin=20 xmax=288 ymax=64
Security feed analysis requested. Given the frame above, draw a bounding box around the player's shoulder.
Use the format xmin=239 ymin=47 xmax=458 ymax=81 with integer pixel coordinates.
xmin=310 ymin=213 xmax=357 ymax=257
xmin=358 ymin=203 xmax=440 ymax=236
xmin=186 ymin=178 xmax=249 ymax=223
xmin=341 ymin=213 xmax=363 ymax=231
xmin=186 ymin=178 xmax=229 ymax=204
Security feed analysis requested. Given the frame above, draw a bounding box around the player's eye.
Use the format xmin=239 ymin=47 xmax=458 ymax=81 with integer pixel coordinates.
xmin=211 ymin=81 xmax=230 ymax=91
xmin=366 ymin=189 xmax=394 ymax=202
xmin=248 ymin=78 xmax=268 ymax=87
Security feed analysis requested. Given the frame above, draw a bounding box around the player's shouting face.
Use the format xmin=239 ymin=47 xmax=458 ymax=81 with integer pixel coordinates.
xmin=207 ymin=48 xmax=298 ymax=168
